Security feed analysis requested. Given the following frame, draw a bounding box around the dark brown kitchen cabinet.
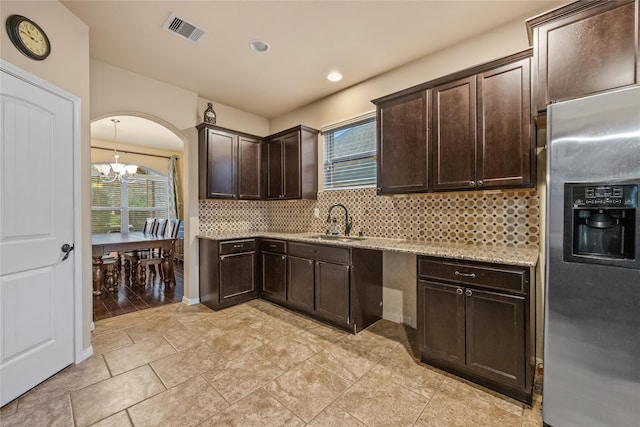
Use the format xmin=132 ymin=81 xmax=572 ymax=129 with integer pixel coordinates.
xmin=287 ymin=255 xmax=315 ymax=314
xmin=198 ymin=123 xmax=262 ymax=200
xmin=417 ymin=256 xmax=533 ymax=404
xmin=375 ymin=90 xmax=429 ymax=194
xmin=432 ymin=53 xmax=532 ymax=191
xmin=284 ymin=242 xmax=382 ymax=332
xmin=264 ymin=125 xmax=319 ymax=200
xmin=260 ymin=239 xmax=287 ymax=304
xmin=199 ymin=238 xmax=258 ymax=310
xmin=527 ymin=0 xmax=639 ymax=115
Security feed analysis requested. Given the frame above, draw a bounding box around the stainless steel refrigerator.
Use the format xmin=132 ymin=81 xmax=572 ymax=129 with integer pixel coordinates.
xmin=544 ymin=85 xmax=640 ymax=426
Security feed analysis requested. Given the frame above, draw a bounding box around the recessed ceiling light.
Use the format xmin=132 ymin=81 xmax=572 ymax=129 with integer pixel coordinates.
xmin=249 ymin=39 xmax=270 ymax=53
xmin=327 ymin=72 xmax=343 ymax=82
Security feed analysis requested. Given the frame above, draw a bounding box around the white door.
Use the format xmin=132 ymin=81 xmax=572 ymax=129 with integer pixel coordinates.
xmin=0 ymin=66 xmax=75 ymax=406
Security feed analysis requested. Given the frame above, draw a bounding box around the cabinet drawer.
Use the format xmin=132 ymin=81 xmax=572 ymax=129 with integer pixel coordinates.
xmin=418 ymin=257 xmax=527 ymax=294
xmin=288 ymin=242 xmax=350 ymax=264
xmin=260 ymin=239 xmax=286 ymax=254
xmin=220 ymin=239 xmax=256 ymax=255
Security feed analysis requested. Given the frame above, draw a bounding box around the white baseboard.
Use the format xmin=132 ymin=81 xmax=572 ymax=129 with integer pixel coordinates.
xmin=78 ymin=345 xmax=94 ymax=363
xmin=182 ymin=296 xmax=200 ymax=305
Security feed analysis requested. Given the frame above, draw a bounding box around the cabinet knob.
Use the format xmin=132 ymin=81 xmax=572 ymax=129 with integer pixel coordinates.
xmin=308 ymin=259 xmax=313 ymax=265
xmin=281 ymin=255 xmax=286 ymax=260
xmin=456 ymin=288 xmax=463 ymax=295
xmin=469 ymin=180 xmax=476 ymax=187
xmin=465 ymin=289 xmax=472 ymax=297
xmin=477 ymin=180 xmax=483 ymax=187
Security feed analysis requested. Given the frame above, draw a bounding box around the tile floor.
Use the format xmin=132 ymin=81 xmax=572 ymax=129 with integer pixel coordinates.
xmin=0 ymin=300 xmax=543 ymax=426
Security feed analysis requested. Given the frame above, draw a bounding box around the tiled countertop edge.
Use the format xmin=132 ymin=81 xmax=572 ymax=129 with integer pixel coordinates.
xmin=197 ymin=232 xmax=539 ymax=268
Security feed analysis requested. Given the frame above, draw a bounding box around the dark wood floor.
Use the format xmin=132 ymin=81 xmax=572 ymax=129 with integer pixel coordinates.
xmin=92 ymin=261 xmax=184 ymax=321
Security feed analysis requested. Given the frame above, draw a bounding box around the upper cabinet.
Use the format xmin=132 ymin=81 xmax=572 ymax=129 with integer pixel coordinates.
xmin=198 ymin=124 xmax=262 ymax=200
xmin=375 ymin=91 xmax=429 ymax=194
xmin=264 ymin=125 xmax=319 ymax=200
xmin=432 ymin=56 xmax=532 ymax=190
xmin=374 ymin=49 xmax=533 ymax=194
xmin=527 ymin=0 xmax=639 ymax=114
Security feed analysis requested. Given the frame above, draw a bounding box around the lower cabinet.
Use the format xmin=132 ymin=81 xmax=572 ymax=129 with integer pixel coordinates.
xmin=199 ymin=238 xmax=258 ymax=310
xmin=417 ymin=256 xmax=533 ymax=404
xmin=286 ymin=255 xmax=315 ymax=314
xmin=260 ymin=239 xmax=287 ymax=304
xmin=314 ymin=261 xmax=350 ymax=326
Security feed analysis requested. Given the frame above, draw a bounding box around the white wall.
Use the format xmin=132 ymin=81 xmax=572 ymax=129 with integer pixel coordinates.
xmin=1 ymin=0 xmax=92 ymax=353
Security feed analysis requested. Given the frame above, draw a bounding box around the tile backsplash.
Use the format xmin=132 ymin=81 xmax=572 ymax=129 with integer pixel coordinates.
xmin=199 ymin=187 xmax=540 ymax=248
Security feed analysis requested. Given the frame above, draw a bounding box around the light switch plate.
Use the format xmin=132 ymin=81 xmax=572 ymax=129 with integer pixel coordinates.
xmin=313 ymin=208 xmax=320 ymax=218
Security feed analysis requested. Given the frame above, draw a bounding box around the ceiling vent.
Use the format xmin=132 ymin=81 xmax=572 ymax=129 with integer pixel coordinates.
xmin=162 ymin=13 xmax=207 ymax=44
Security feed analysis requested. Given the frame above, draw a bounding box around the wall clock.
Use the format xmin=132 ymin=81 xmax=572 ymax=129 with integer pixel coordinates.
xmin=5 ymin=15 xmax=51 ymax=61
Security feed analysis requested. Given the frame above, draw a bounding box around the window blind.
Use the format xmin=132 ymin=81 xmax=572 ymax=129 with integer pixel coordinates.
xmin=323 ymin=114 xmax=377 ymax=190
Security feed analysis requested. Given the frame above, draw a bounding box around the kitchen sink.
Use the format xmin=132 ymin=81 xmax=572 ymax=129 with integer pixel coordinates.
xmin=309 ymin=234 xmax=366 ymax=242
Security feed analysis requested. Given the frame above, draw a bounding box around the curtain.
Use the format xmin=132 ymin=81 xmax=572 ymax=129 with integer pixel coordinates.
xmin=167 ymin=155 xmax=181 ymax=220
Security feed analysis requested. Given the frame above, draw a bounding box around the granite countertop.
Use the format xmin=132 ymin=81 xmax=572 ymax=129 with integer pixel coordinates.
xmin=197 ymin=231 xmax=539 ymax=267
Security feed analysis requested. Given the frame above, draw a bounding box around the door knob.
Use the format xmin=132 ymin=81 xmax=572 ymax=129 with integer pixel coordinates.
xmin=61 ymin=243 xmax=74 ymax=261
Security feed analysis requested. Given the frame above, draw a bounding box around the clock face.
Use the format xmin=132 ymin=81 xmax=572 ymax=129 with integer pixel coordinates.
xmin=6 ymin=15 xmax=51 ymax=60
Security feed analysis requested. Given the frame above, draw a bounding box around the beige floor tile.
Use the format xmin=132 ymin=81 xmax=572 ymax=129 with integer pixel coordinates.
xmin=305 ymin=405 xmax=367 ymax=427
xmin=309 ymin=341 xmax=381 ymax=383
xmin=161 ymin=326 xmax=209 ymax=351
xmin=94 ymin=312 xmax=146 ymax=336
xmin=202 ymin=351 xmax=284 ymax=404
xmin=264 ymin=359 xmax=350 ymax=422
xmin=103 ymin=336 xmax=176 ymax=376
xmin=335 ymin=371 xmax=429 ymax=427
xmin=124 ymin=316 xmax=187 ymax=343
xmin=521 ymin=404 xmax=543 ymax=427
xmin=342 ymin=329 xmax=401 ymax=358
xmin=247 ymin=318 xmax=294 ymax=342
xmin=127 ymin=376 xmax=228 ymax=427
xmin=0 ymin=395 xmax=73 ymax=427
xmin=0 ymin=397 xmax=18 ymax=417
xmin=150 ymin=342 xmax=226 ymax=388
xmin=415 ymin=377 xmax=522 ymax=427
xmin=303 ymin=323 xmax=349 ymax=343
xmin=208 ymin=326 xmax=270 ymax=359
xmin=92 ymin=330 xmax=134 ymax=356
xmin=89 ymin=411 xmax=132 ymax=427
xmin=438 ymin=375 xmax=524 ymax=417
xmin=71 ymin=365 xmax=165 ymax=427
xmin=199 ymin=388 xmax=303 ymax=427
xmin=365 ymin=319 xmax=415 ymax=342
xmin=17 ymin=355 xmax=111 ymax=411
xmin=371 ymin=344 xmax=446 ymax=399
xmin=255 ymin=334 xmax=320 ymax=371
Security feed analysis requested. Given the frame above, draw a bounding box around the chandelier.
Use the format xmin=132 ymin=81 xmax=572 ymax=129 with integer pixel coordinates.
xmin=95 ymin=119 xmax=138 ymax=183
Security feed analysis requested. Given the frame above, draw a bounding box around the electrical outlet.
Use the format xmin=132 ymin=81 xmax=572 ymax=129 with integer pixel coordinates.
xmin=313 ymin=208 xmax=320 ymax=218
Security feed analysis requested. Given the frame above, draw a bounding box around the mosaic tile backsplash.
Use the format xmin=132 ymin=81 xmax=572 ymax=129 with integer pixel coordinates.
xmin=199 ymin=187 xmax=541 ymax=248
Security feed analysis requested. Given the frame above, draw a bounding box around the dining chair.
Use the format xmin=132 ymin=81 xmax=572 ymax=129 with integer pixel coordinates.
xmin=138 ymin=219 xmax=182 ymax=284
xmin=123 ymin=217 xmax=159 ymax=284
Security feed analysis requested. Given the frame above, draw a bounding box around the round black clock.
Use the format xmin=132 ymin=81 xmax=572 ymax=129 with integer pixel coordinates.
xmin=6 ymin=15 xmax=51 ymax=61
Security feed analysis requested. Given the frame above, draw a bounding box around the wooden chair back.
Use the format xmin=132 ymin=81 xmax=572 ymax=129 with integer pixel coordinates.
xmin=166 ymin=219 xmax=182 ymax=239
xmin=143 ymin=218 xmax=156 ymax=234
xmin=154 ymin=219 xmax=168 ymax=236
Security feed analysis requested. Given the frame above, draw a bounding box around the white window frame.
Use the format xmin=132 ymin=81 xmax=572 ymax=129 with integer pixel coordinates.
xmin=322 ymin=111 xmax=377 ymax=191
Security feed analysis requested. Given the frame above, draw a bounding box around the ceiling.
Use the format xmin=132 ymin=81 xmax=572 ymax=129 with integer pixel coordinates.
xmin=91 ymin=116 xmax=184 ymax=151
xmin=64 ymin=0 xmax=562 ymax=122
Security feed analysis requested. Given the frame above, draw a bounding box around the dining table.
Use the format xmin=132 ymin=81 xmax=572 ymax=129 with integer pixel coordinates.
xmin=91 ymin=232 xmax=175 ymax=295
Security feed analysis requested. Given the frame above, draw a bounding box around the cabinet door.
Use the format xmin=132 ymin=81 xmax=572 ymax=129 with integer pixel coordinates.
xmin=535 ymin=1 xmax=638 ymax=113
xmin=287 ymin=255 xmax=314 ymax=314
xmin=262 ymin=252 xmax=287 ymax=303
xmin=238 ymin=136 xmax=261 ymax=199
xmin=282 ymin=132 xmax=301 ymax=199
xmin=465 ymin=288 xmax=525 ymax=388
xmin=314 ymin=261 xmax=350 ymax=327
xmin=432 ymin=76 xmax=477 ymax=190
xmin=377 ymin=91 xmax=429 ymax=194
xmin=265 ymin=137 xmax=283 ymax=199
xmin=219 ymin=252 xmax=256 ymax=302
xmin=206 ymin=128 xmax=236 ymax=199
xmin=418 ymin=280 xmax=465 ymax=365
xmin=477 ymin=58 xmax=531 ymax=188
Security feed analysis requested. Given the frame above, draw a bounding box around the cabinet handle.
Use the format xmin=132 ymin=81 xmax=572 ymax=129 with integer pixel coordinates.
xmin=233 ymin=244 xmax=243 ymax=248
xmin=308 ymin=259 xmax=313 ymax=265
xmin=455 ymin=270 xmax=476 ymax=278
xmin=376 ymin=187 xmax=382 ymax=192
xmin=281 ymin=255 xmax=286 ymax=260
xmin=465 ymin=289 xmax=473 ymax=297
xmin=456 ymin=288 xmax=463 ymax=295
xmin=469 ymin=180 xmax=476 ymax=187
xmin=269 ymin=244 xmax=277 ymax=248
xmin=311 ymin=250 xmax=319 ymax=254
xmin=477 ymin=180 xmax=483 ymax=187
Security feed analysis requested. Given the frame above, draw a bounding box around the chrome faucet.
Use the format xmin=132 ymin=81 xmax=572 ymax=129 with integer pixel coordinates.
xmin=326 ymin=204 xmax=353 ymax=236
